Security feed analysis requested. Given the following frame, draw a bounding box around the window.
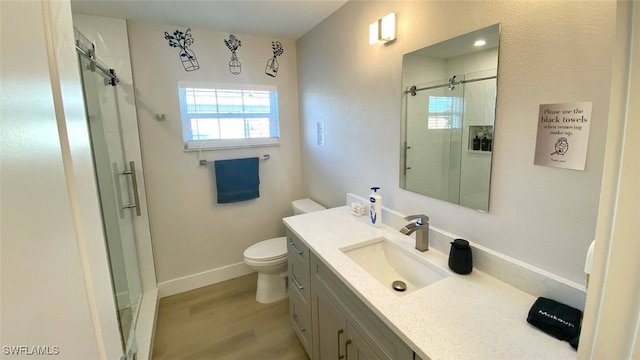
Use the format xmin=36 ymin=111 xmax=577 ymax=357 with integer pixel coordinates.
xmin=178 ymin=82 xmax=279 ymax=150
xmin=427 ymin=95 xmax=463 ymax=130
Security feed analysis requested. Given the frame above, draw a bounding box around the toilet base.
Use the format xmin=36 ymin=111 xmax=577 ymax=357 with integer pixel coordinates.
xmin=255 ymin=271 xmax=288 ymax=304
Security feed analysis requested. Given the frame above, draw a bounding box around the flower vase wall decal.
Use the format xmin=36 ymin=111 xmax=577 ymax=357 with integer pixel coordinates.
xmin=164 ymin=28 xmax=199 ymax=72
xmin=265 ymin=41 xmax=284 ymax=77
xmin=224 ymin=34 xmax=242 ymax=75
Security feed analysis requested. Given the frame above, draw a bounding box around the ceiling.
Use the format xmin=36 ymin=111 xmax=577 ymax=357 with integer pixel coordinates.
xmin=70 ymin=0 xmax=349 ymax=40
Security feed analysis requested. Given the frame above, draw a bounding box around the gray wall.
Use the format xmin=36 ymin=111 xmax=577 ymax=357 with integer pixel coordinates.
xmin=297 ymin=1 xmax=616 ymax=284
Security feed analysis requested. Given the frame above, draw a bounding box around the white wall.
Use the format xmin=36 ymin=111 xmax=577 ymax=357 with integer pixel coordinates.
xmin=126 ymin=21 xmax=303 ymax=293
xmin=1 ymin=1 xmax=122 ymax=359
xmin=298 ymin=1 xmax=617 ymax=285
xmin=579 ymin=1 xmax=640 ymax=357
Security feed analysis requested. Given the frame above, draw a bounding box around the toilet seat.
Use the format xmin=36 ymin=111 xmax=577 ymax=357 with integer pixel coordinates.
xmin=244 ymin=236 xmax=287 ymax=262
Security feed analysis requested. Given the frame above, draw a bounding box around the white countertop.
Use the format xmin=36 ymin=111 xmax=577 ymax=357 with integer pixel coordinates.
xmin=283 ymin=207 xmax=577 ymax=360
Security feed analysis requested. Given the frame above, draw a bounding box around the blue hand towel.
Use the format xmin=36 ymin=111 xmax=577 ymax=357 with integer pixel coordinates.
xmin=214 ymin=157 xmax=260 ymax=203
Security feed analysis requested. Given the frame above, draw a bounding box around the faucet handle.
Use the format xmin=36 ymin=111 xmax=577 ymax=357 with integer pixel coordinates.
xmin=404 ymin=214 xmax=429 ymax=225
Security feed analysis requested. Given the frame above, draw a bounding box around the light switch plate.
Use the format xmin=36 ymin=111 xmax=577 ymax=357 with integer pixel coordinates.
xmin=317 ymin=122 xmax=325 ymax=146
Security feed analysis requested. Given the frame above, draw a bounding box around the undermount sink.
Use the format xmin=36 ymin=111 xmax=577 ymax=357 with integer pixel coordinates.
xmin=341 ymin=237 xmax=449 ymax=295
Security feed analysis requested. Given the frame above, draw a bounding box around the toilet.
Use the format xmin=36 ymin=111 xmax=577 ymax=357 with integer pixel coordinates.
xmin=244 ymin=199 xmax=326 ymax=304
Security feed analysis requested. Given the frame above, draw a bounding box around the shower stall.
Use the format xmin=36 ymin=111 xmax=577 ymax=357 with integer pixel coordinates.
xmin=74 ymin=29 xmax=150 ymax=359
xmin=402 ymin=69 xmax=496 ymax=211
xmin=399 ymin=24 xmax=500 ymax=213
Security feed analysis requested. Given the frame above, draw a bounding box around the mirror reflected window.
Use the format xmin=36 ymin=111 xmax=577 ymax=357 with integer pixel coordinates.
xmin=400 ymin=24 xmax=501 ymax=212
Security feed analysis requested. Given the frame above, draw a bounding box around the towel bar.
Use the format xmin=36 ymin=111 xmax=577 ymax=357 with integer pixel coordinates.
xmin=199 ymin=154 xmax=270 ymax=166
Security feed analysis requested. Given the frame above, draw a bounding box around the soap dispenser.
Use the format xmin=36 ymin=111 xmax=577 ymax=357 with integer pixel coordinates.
xmin=481 ymin=136 xmax=489 ymax=151
xmin=448 ymin=239 xmax=473 ymax=274
xmin=369 ymin=187 xmax=382 ymax=228
xmin=473 ymin=135 xmax=481 ymax=150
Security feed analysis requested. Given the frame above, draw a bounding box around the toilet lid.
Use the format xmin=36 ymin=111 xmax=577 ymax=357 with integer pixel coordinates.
xmin=244 ymin=236 xmax=287 ymax=261
xmin=292 ymin=199 xmax=326 ymax=214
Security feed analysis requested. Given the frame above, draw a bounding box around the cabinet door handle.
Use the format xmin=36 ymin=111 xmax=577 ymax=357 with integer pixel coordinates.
xmin=292 ymin=314 xmax=306 ymax=332
xmin=288 ymin=240 xmax=304 ymax=255
xmin=338 ymin=329 xmax=345 ymax=359
xmin=345 ymin=339 xmax=352 ymax=360
xmin=291 ymin=275 xmax=305 ymax=290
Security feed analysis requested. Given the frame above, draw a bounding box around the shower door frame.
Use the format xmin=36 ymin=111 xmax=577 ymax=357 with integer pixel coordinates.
xmin=75 ymin=30 xmax=146 ymax=360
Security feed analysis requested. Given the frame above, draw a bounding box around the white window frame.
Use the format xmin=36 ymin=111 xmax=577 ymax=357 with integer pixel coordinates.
xmin=178 ymin=82 xmax=280 ymax=151
xmin=427 ymin=95 xmax=463 ymax=130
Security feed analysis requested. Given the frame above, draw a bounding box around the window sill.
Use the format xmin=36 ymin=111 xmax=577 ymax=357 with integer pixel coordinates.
xmin=184 ymin=138 xmax=280 ymax=152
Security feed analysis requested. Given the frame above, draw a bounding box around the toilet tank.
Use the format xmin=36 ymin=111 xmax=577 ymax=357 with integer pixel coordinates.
xmin=292 ymin=199 xmax=326 ymax=215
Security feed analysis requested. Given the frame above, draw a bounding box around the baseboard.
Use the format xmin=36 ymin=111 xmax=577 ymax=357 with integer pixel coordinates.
xmin=157 ymin=262 xmax=254 ymax=298
xmin=345 ymin=193 xmax=587 ymax=310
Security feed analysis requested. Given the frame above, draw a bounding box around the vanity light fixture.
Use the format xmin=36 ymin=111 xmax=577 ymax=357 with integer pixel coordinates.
xmin=369 ymin=13 xmax=396 ymax=45
xmin=474 ymin=39 xmax=487 ymax=47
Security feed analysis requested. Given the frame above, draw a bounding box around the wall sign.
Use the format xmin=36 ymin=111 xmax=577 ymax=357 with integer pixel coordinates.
xmin=534 ymin=102 xmax=592 ymax=171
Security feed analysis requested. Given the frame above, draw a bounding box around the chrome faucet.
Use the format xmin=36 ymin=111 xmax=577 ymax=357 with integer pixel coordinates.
xmin=400 ymin=214 xmax=430 ymax=251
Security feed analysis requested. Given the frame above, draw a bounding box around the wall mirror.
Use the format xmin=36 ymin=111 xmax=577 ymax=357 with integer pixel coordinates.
xmin=400 ymin=24 xmax=501 ymax=212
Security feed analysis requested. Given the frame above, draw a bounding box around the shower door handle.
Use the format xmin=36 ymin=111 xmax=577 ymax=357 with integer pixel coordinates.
xmin=128 ymin=161 xmax=142 ymax=217
xmin=403 ymin=142 xmax=412 ymax=174
xmin=119 ymin=161 xmax=142 ymax=216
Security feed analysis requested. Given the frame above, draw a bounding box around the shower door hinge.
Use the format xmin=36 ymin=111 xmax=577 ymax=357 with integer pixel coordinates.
xmin=107 ymin=69 xmax=117 ymax=86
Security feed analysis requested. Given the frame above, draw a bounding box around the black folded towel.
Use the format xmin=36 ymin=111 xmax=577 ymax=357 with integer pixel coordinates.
xmin=527 ymin=297 xmax=582 ymax=344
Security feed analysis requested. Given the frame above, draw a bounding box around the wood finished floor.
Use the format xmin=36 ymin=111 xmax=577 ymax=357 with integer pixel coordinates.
xmin=152 ymin=273 xmax=309 ymax=360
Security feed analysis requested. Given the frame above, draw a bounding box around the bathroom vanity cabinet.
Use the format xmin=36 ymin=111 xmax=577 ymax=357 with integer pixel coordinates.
xmin=287 ymin=230 xmax=414 ymax=360
xmin=287 ymin=230 xmax=313 ymax=355
xmin=284 ymin=207 xmax=579 ymax=360
xmin=313 ymin=285 xmax=380 ymax=360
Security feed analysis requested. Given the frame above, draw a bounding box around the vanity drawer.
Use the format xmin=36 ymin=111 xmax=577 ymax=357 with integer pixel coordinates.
xmin=289 ymin=294 xmax=312 ymax=357
xmin=287 ymin=231 xmax=310 ymax=269
xmin=288 ymin=258 xmax=311 ymax=306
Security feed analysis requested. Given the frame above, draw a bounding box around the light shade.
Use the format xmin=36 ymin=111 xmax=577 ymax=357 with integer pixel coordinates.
xmin=369 ymin=21 xmax=379 ymax=45
xmin=380 ymin=13 xmax=396 ymax=42
xmin=369 ymin=13 xmax=396 ymax=45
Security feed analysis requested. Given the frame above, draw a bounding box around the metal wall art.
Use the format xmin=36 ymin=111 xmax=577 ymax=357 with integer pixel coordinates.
xmin=164 ymin=28 xmax=199 ymax=72
xmin=265 ymin=41 xmax=284 ymax=77
xmin=224 ymin=34 xmax=242 ymax=75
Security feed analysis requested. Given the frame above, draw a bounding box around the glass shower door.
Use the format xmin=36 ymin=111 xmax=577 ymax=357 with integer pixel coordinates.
xmin=404 ymin=77 xmax=465 ymax=203
xmin=77 ymin=46 xmax=142 ymax=358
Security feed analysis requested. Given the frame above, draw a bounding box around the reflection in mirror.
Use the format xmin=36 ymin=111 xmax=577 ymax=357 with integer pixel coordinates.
xmin=400 ymin=24 xmax=500 ymax=212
